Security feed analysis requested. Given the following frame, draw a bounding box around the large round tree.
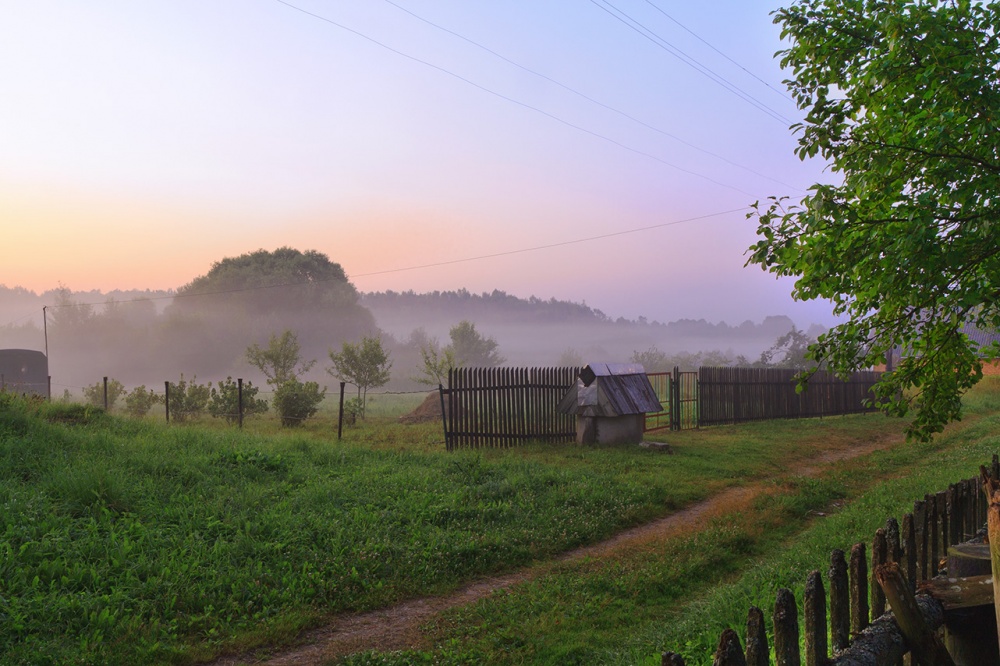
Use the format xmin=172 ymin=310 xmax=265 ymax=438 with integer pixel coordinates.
xmin=164 ymin=248 xmax=377 ymax=378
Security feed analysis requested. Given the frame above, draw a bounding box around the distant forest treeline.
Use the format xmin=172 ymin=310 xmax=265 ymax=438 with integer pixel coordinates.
xmin=0 ymin=258 xmax=820 ymax=394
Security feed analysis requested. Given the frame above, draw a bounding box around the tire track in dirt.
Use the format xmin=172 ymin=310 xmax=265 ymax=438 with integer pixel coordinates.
xmin=211 ymin=435 xmax=900 ymax=665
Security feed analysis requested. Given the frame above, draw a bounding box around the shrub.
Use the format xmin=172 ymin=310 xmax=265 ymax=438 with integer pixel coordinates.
xmin=123 ymin=385 xmax=162 ymax=418
xmin=342 ymin=397 xmax=362 ymax=425
xmin=272 ymin=379 xmax=325 ymax=427
xmin=82 ymin=378 xmax=126 ymax=409
xmin=209 ymin=377 xmax=268 ymax=424
xmin=167 ymin=374 xmax=211 ymax=423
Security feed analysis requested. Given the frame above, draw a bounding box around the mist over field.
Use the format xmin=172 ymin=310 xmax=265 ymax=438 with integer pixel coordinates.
xmin=0 ymin=277 xmax=820 ymax=398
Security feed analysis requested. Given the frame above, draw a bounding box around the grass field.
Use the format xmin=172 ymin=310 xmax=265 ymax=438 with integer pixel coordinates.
xmin=1 ymin=380 xmax=997 ymax=665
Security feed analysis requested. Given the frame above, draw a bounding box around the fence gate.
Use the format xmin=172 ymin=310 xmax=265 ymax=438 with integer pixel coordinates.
xmin=644 ymin=367 xmax=698 ymax=432
xmin=644 ymin=372 xmax=672 ymax=432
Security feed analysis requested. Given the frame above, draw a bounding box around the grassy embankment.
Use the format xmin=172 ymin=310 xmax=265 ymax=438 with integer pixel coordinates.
xmin=2 ymin=382 xmax=995 ymax=665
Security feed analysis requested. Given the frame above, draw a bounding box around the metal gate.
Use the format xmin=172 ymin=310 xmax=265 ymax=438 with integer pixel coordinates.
xmin=644 ymin=367 xmax=698 ymax=432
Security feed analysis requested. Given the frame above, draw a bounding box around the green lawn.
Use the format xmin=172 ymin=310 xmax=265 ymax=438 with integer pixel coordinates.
xmin=341 ymin=378 xmax=1000 ymax=665
xmin=2 ymin=382 xmax=991 ymax=665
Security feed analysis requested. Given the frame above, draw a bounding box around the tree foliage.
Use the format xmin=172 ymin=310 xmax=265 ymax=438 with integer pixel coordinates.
xmin=208 ymin=377 xmax=268 ymax=424
xmin=246 ymin=330 xmax=315 ymax=386
xmin=749 ymin=0 xmax=1000 ymax=440
xmin=167 ymin=375 xmax=211 ymax=423
xmin=448 ymin=320 xmax=505 ymax=368
xmin=174 ymin=247 xmax=362 ymax=314
xmin=756 ymin=327 xmax=817 ymax=370
xmin=414 ymin=340 xmax=459 ymax=386
xmin=83 ymin=378 xmax=125 ymax=409
xmin=123 ymin=385 xmax=162 ymax=417
xmin=327 ymin=335 xmax=392 ymax=419
xmin=271 ymin=380 xmax=326 ymax=427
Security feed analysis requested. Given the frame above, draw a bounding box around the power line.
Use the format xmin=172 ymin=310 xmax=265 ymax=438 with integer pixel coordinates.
xmin=345 ymin=207 xmax=747 ymax=278
xmin=590 ymin=0 xmax=794 ymax=126
xmin=642 ymin=0 xmax=794 ymax=103
xmin=25 ymin=206 xmax=748 ymax=314
xmin=381 ymin=0 xmax=800 ymax=191
xmin=273 ymin=0 xmax=755 ymax=196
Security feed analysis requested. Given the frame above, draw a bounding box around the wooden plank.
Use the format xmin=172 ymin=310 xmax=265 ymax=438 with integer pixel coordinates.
xmin=713 ymin=628 xmax=747 ymax=666
xmin=872 ymin=527 xmax=888 ymax=618
xmin=804 ymin=570 xmax=827 ymax=666
xmin=830 ymin=548 xmax=850 ymax=652
xmin=851 ymin=542 xmax=870 ymax=634
xmin=913 ymin=500 xmax=927 ymax=582
xmin=919 ymin=574 xmax=994 ymax=610
xmin=773 ymin=587 xmax=800 ymax=666
xmin=903 ymin=513 xmax=917 ymax=594
xmin=875 ymin=562 xmax=956 ymax=666
xmin=744 ymin=605 xmax=768 ymax=666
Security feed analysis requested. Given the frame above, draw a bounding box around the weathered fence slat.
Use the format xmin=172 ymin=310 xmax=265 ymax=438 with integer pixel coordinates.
xmin=670 ymin=465 xmax=990 ymax=666
xmin=774 ymin=588 xmax=800 ymax=666
xmin=713 ymin=628 xmax=746 ymax=666
xmin=698 ymin=366 xmax=880 ymax=427
xmin=872 ymin=528 xmax=888 ymax=618
xmin=851 ymin=542 xmax=870 ymax=634
xmin=744 ymin=606 xmax=768 ymax=666
xmin=442 ymin=366 xmax=577 ymax=449
xmin=804 ymin=570 xmax=826 ymax=666
xmin=830 ymin=549 xmax=850 ymax=652
xmin=902 ymin=512 xmax=917 ymax=594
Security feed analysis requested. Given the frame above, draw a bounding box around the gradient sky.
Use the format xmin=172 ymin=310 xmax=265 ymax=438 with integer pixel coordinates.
xmin=1 ymin=1 xmax=835 ymax=327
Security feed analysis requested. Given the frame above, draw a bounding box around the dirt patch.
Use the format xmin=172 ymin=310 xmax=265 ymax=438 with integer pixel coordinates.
xmin=397 ymin=392 xmax=444 ymax=425
xmin=210 ymin=433 xmax=900 ymax=666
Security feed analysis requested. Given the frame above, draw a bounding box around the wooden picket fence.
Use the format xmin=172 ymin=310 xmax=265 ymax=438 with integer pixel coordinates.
xmin=440 ymin=367 xmax=579 ymax=451
xmin=662 ymin=463 xmax=992 ymax=666
xmin=441 ymin=366 xmax=885 ymax=449
xmin=698 ymin=367 xmax=882 ymax=427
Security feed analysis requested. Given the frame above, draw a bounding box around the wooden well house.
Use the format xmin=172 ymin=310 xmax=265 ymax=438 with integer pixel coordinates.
xmin=557 ymin=363 xmax=661 ymax=445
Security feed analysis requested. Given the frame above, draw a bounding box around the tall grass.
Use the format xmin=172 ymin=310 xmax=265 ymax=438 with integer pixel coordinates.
xmin=0 ymin=385 xmax=926 ymax=665
xmin=343 ymin=378 xmax=1000 ymax=665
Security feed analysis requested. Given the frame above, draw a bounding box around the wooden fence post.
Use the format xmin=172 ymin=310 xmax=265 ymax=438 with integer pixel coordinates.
xmin=851 ymin=542 xmax=870 ymax=634
xmin=103 ymin=376 xmax=108 ymax=410
xmin=164 ymin=380 xmax=170 ymax=423
xmin=745 ymin=606 xmax=768 ymax=666
xmin=936 ymin=491 xmax=948 ymax=575
xmin=830 ymin=549 xmax=850 ymax=652
xmin=338 ymin=382 xmax=346 ymax=441
xmin=903 ymin=513 xmax=917 ymax=594
xmin=237 ymin=377 xmax=243 ymax=429
xmin=872 ymin=528 xmax=888 ymax=618
xmin=774 ymin=587 xmax=801 ymax=666
xmin=713 ymin=628 xmax=746 ymax=666
xmin=804 ymin=570 xmax=827 ymax=666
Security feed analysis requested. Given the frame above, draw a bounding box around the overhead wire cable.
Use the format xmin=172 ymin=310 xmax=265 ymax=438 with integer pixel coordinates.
xmin=273 ymin=0 xmax=755 ymax=196
xmin=642 ymin=0 xmax=794 ymax=102
xmin=380 ymin=0 xmax=800 ymax=191
xmin=590 ymin=0 xmax=793 ymax=125
xmin=34 ymin=207 xmax=749 ymax=311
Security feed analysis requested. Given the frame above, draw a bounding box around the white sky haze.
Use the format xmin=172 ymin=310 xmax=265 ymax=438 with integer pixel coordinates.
xmin=0 ymin=1 xmax=836 ymax=326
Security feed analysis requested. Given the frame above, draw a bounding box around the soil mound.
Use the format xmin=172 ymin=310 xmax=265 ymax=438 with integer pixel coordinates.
xmin=398 ymin=391 xmax=445 ymax=424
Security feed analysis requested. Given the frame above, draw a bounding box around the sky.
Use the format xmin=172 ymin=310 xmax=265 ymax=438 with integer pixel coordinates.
xmin=0 ymin=1 xmax=835 ymax=327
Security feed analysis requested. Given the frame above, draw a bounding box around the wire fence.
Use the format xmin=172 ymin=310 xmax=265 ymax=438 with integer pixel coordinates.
xmin=43 ymin=376 xmax=434 ymax=433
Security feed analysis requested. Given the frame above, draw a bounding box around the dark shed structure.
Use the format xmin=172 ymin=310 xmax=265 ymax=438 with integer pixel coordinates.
xmin=0 ymin=349 xmax=48 ymax=397
xmin=557 ymin=363 xmax=661 ymax=445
